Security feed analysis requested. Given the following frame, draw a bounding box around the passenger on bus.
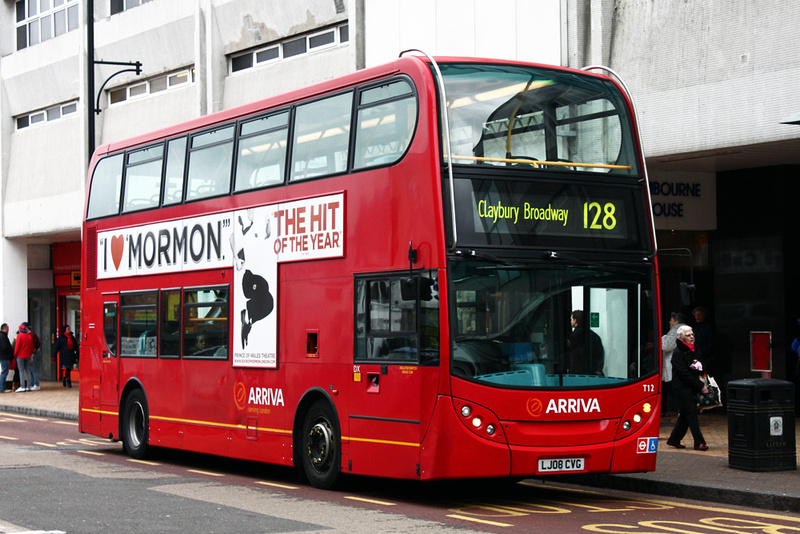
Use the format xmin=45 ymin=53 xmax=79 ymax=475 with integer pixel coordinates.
xmin=566 ymin=310 xmax=605 ymax=376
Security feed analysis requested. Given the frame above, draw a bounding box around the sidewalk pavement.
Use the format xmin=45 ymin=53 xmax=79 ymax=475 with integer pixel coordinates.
xmin=1 ymin=382 xmax=798 ymax=512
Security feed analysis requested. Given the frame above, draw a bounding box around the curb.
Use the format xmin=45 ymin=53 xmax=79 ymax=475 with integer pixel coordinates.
xmin=0 ymin=403 xmax=78 ymax=422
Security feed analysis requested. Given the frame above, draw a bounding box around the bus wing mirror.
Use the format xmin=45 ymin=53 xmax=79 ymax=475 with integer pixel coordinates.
xmin=680 ymin=282 xmax=696 ymax=306
xmin=400 ymin=277 xmax=434 ymax=301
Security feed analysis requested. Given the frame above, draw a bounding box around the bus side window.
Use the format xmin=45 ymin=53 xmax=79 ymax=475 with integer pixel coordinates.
xmin=87 ymin=154 xmax=123 ymax=219
xmin=290 ymin=92 xmax=351 ymax=181
xmin=186 ymin=126 xmax=234 ymax=201
xmin=355 ymin=273 xmax=439 ymax=364
xmin=353 ymin=79 xmax=417 ymax=170
xmin=234 ymin=112 xmax=289 ymax=192
xmin=163 ymin=137 xmax=187 ymax=205
xmin=160 ymin=289 xmax=181 ymax=358
xmin=123 ymin=144 xmax=164 ymax=212
xmin=183 ymin=287 xmax=229 ymax=359
xmin=103 ymin=302 xmax=118 ymax=356
xmin=119 ymin=292 xmax=158 ymax=358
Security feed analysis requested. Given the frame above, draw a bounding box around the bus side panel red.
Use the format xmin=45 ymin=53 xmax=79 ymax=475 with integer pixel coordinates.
xmin=346 ymin=421 xmax=422 ymax=478
xmin=77 ymin=338 xmax=105 ymax=435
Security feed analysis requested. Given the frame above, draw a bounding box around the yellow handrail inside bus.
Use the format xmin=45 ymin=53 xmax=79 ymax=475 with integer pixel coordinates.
xmin=448 ymin=154 xmax=633 ymax=170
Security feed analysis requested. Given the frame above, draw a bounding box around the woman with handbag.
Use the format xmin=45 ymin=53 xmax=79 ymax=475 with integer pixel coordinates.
xmin=666 ymin=325 xmax=710 ymax=451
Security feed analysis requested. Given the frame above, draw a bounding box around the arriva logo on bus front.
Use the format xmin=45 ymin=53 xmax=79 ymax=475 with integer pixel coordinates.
xmin=528 ymin=397 xmax=601 ymax=416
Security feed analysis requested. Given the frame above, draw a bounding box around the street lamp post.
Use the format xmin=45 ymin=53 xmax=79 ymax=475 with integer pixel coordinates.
xmin=86 ymin=0 xmax=142 ymax=163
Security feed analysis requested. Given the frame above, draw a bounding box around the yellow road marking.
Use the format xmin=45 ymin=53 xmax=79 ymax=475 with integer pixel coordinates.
xmin=638 ymin=497 xmax=800 ymax=522
xmin=54 ymin=421 xmax=78 ymax=426
xmin=256 ymin=481 xmax=299 ymax=490
xmin=521 ymin=481 xmax=800 ymax=522
xmin=447 ymin=514 xmax=512 ymax=527
xmin=344 ymin=496 xmax=397 ymax=506
xmin=33 ymin=442 xmax=57 ymax=447
xmin=187 ymin=469 xmax=224 ymax=477
xmin=77 ymin=450 xmax=105 ymax=456
xmin=128 ymin=459 xmax=161 ymax=466
xmin=0 ymin=435 xmax=19 ymax=440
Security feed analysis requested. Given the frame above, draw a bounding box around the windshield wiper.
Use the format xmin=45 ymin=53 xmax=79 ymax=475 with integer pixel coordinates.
xmin=453 ymin=249 xmax=511 ymax=264
xmin=543 ymin=250 xmax=590 ymax=265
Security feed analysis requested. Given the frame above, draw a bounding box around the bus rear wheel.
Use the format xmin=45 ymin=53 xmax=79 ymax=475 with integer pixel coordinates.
xmin=121 ymin=389 xmax=149 ymax=459
xmin=301 ymin=400 xmax=341 ymax=489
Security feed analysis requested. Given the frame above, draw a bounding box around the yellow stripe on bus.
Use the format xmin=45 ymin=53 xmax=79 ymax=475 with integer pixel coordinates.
xmin=81 ymin=408 xmax=291 ymax=435
xmin=81 ymin=408 xmax=420 ymax=448
xmin=344 ymin=436 xmax=420 ymax=448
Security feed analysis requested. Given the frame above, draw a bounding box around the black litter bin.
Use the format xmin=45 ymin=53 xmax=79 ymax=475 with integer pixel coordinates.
xmin=727 ymin=378 xmax=796 ymax=472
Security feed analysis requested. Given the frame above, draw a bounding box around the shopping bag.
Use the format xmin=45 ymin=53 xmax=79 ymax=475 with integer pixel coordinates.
xmin=696 ymin=375 xmax=722 ymax=411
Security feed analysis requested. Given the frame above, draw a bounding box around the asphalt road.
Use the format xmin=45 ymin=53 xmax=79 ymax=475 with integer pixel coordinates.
xmin=1 ymin=411 xmax=799 ymax=533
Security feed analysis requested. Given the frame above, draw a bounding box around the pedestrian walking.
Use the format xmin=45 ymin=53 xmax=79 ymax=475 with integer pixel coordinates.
xmin=661 ymin=312 xmax=686 ymax=415
xmin=53 ymin=324 xmax=79 ymax=388
xmin=0 ymin=323 xmax=14 ymax=392
xmin=667 ymin=325 xmax=709 ymax=451
xmin=13 ymin=324 xmax=36 ymax=392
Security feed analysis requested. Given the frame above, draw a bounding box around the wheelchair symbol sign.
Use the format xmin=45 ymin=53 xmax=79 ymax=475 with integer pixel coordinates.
xmin=637 ymin=437 xmax=658 ymax=453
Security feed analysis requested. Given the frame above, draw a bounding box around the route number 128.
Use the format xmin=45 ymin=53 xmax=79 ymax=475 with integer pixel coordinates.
xmin=583 ymin=202 xmax=617 ymax=230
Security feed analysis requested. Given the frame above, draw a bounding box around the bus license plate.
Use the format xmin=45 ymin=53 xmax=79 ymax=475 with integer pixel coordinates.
xmin=538 ymin=458 xmax=584 ymax=473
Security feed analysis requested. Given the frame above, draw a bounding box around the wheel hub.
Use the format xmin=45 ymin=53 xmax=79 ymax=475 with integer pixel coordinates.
xmin=307 ymin=422 xmax=332 ymax=468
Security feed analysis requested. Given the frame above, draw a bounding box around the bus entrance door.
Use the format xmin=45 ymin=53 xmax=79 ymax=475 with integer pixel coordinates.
xmin=100 ymin=298 xmax=120 ymax=414
xmin=349 ymin=362 xmax=425 ymax=479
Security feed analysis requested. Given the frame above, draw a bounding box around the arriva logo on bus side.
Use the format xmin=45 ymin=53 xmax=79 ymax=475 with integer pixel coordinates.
xmin=234 ymin=381 xmax=285 ymax=410
xmin=526 ymin=397 xmax=601 ymax=417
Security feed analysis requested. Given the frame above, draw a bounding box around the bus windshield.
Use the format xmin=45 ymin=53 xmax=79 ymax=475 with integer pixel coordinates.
xmin=451 ymin=260 xmax=657 ymax=388
xmin=440 ymin=63 xmax=639 ymax=175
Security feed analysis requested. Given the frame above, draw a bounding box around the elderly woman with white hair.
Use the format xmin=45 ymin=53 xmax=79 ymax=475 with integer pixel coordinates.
xmin=666 ymin=324 xmax=709 ymax=451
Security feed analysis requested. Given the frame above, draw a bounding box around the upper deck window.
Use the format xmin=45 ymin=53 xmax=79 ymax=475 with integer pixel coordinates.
xmin=440 ymin=64 xmax=638 ymax=176
xmin=235 ymin=112 xmax=289 ymax=192
xmin=186 ymin=126 xmax=234 ymax=200
xmin=123 ymin=144 xmax=164 ymax=212
xmin=87 ymin=154 xmax=123 ymax=220
xmin=353 ymin=79 xmax=417 ymax=170
xmin=290 ymin=92 xmax=352 ymax=181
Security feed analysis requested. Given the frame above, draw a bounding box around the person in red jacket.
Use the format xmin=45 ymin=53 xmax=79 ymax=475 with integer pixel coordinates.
xmin=13 ymin=324 xmax=35 ymax=392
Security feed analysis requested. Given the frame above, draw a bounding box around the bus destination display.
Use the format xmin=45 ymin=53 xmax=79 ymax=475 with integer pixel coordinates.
xmin=454 ymin=178 xmax=647 ymax=251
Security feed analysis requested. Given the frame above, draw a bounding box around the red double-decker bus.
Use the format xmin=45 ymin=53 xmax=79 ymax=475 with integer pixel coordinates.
xmin=79 ymin=53 xmax=661 ymax=489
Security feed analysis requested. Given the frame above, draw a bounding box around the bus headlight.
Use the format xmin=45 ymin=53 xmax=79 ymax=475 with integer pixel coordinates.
xmin=622 ymin=420 xmax=631 ymax=431
xmin=453 ymin=400 xmax=506 ymax=444
xmin=633 ymin=413 xmax=642 ymax=424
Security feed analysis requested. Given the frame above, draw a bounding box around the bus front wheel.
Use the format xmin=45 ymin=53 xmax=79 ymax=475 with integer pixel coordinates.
xmin=301 ymin=400 xmax=341 ymax=489
xmin=121 ymin=389 xmax=149 ymax=459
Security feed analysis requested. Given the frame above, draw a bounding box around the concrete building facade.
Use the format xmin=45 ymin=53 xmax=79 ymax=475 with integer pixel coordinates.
xmin=1 ymin=0 xmax=799 ymax=396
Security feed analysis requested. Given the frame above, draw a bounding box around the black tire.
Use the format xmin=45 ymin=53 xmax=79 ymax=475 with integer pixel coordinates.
xmin=121 ymin=389 xmax=149 ymax=459
xmin=301 ymin=400 xmax=341 ymax=490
